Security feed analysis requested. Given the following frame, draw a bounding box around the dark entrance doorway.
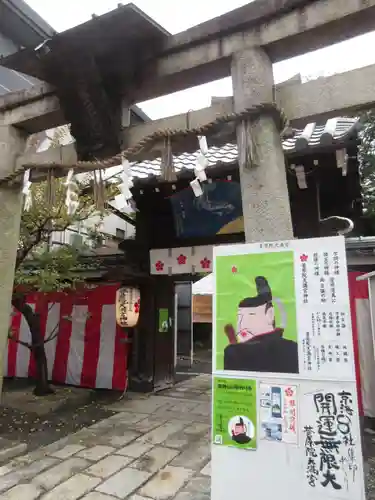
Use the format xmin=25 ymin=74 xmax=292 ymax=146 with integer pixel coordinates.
xmin=174 ymin=282 xmax=193 ymax=374
xmin=174 ymin=282 xmax=212 ymax=377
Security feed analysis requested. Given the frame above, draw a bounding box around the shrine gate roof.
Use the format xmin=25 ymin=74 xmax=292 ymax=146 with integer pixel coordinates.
xmin=130 ymin=117 xmax=360 ymax=180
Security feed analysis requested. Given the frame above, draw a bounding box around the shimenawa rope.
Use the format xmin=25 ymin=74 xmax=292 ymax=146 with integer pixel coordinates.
xmin=1 ymin=102 xmax=289 ymax=185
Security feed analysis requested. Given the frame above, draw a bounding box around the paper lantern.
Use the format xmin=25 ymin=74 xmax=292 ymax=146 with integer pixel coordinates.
xmin=116 ymin=287 xmax=140 ymax=328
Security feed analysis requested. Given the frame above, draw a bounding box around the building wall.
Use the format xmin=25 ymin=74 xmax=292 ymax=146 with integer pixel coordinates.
xmin=100 ymin=212 xmax=134 ymax=240
xmin=50 ymin=209 xmax=135 ymax=249
xmin=0 ymin=31 xmax=18 ymax=93
xmin=0 ymin=32 xmax=17 ymax=55
xmin=0 ymin=28 xmax=39 ymax=94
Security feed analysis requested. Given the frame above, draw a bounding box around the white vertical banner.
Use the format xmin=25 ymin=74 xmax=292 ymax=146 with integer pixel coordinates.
xmin=45 ymin=303 xmax=61 ymax=380
xmin=212 ymin=236 xmax=365 ymax=500
xmin=65 ymin=305 xmax=88 ymax=386
xmin=16 ymin=304 xmax=35 ymax=378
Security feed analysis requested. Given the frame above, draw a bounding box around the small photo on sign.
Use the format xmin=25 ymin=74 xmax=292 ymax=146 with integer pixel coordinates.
xmin=259 ymin=383 xmax=298 ymax=445
xmin=261 ymin=421 xmax=282 ymax=442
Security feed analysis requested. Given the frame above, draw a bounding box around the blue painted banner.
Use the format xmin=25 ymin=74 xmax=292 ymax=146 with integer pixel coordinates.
xmin=170 ymin=181 xmax=244 ymax=238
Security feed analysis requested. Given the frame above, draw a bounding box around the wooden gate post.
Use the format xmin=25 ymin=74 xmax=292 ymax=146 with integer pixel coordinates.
xmin=0 ymin=126 xmax=25 ymax=399
xmin=231 ymin=48 xmax=294 ymax=242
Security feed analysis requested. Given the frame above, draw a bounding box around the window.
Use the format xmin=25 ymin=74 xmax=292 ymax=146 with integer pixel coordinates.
xmin=70 ymin=233 xmax=83 ymax=247
xmin=116 ymin=228 xmax=126 ymax=240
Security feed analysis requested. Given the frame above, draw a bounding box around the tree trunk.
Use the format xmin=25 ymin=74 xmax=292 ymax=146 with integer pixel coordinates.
xmin=12 ymin=296 xmax=54 ymax=396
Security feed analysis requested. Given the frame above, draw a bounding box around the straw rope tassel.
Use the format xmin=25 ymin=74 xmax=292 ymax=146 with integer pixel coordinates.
xmin=161 ymin=136 xmax=177 ymax=182
xmin=46 ymin=168 xmax=56 ymax=209
xmin=97 ymin=169 xmax=105 ymax=211
xmin=93 ymin=170 xmax=105 ymax=211
xmin=238 ymin=120 xmax=259 ymax=170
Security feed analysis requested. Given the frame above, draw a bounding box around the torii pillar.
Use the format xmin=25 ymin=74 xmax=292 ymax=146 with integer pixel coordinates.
xmin=0 ymin=126 xmax=25 ymax=398
xmin=231 ymin=47 xmax=294 ymax=242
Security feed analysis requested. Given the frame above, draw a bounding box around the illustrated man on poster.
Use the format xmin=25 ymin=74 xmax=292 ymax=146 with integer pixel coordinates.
xmin=231 ymin=417 xmax=251 ymax=444
xmin=223 ymin=276 xmax=298 ymax=373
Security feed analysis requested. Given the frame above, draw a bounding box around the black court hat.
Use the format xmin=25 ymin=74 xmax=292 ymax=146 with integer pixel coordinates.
xmin=238 ymin=276 xmax=272 ymax=308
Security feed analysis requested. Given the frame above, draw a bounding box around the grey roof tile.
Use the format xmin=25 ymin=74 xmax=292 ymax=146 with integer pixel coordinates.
xmin=130 ymin=117 xmax=359 ymax=179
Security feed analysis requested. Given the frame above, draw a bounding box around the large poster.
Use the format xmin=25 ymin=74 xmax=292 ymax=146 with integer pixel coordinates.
xmin=211 ymin=237 xmax=365 ymax=500
xmin=214 ymin=237 xmax=354 ymax=380
xmin=215 ymin=249 xmax=297 ymax=374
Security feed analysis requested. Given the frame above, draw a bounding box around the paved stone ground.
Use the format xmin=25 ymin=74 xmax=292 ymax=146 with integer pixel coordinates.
xmin=1 ymin=373 xmax=373 ymax=499
xmin=0 ymin=379 xmax=118 ymax=453
xmin=0 ymin=375 xmax=212 ymax=500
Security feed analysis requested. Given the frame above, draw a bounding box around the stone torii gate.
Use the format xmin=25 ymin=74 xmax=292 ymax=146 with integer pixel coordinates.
xmin=1 ymin=0 xmax=375 ymax=393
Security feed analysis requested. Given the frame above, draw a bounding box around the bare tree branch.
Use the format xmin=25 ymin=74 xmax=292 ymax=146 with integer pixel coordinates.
xmin=16 ymin=218 xmax=52 ymax=269
xmin=44 ymin=322 xmax=60 ymax=344
xmin=8 ymin=320 xmax=60 ymax=349
xmin=8 ymin=328 xmax=31 ymax=350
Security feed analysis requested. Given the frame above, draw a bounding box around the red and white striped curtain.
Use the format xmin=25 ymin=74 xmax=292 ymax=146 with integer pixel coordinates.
xmin=3 ymin=284 xmax=129 ymax=391
xmin=348 ymin=271 xmax=375 ymax=417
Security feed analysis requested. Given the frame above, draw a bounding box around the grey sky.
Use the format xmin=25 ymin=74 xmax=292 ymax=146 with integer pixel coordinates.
xmin=26 ymin=0 xmax=375 ymax=119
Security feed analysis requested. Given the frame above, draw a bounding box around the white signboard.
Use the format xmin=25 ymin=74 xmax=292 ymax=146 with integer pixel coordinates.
xmin=211 ymin=236 xmax=365 ymax=500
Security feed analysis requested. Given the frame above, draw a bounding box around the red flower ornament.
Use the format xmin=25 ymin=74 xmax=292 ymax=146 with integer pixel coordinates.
xmin=155 ymin=260 xmax=164 ymax=272
xmin=300 ymin=254 xmax=308 ymax=262
xmin=285 ymin=387 xmax=294 ymax=397
xmin=177 ymin=254 xmax=187 ymax=265
xmin=200 ymin=257 xmax=211 ymax=269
